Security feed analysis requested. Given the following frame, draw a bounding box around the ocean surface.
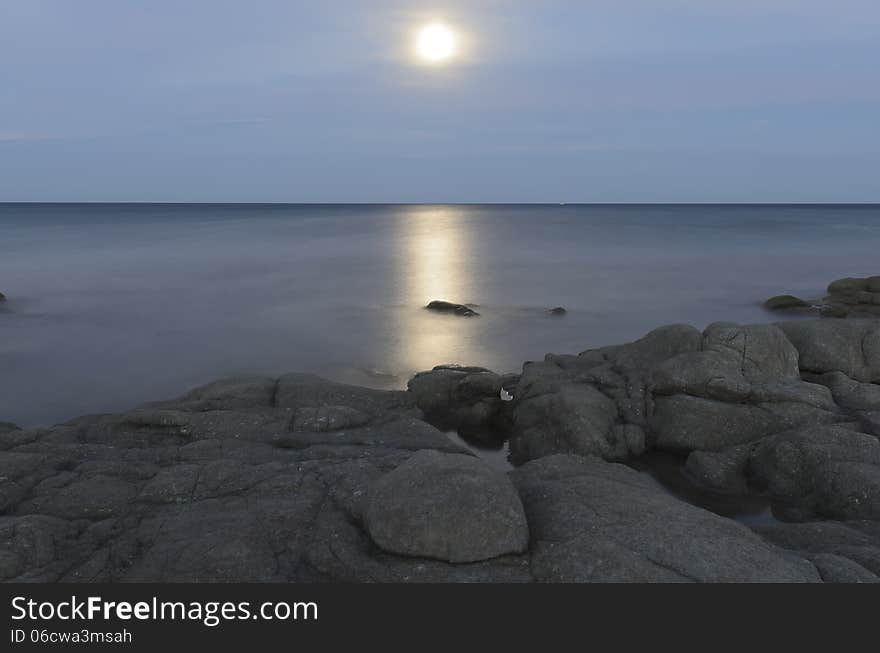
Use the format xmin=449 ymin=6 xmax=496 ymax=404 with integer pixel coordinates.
xmin=1 ymin=203 xmax=878 ymax=428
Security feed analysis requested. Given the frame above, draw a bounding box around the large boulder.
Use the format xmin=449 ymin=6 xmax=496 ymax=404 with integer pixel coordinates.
xmin=779 ymin=320 xmax=880 ymax=383
xmin=508 ymin=324 xmax=702 ymax=462
xmin=511 ymin=455 xmax=819 ymax=582
xmin=649 ymin=323 xmax=840 ymax=452
xmin=364 ymin=450 xmax=529 ymax=563
xmin=687 ymin=425 xmax=880 ymax=521
xmin=407 ymin=365 xmax=516 ymax=438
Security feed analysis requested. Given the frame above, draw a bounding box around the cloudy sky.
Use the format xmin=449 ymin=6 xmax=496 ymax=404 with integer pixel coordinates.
xmin=1 ymin=0 xmax=878 ymax=202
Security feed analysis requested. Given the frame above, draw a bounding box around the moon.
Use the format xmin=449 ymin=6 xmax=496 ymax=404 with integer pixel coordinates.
xmin=415 ymin=23 xmax=457 ymax=63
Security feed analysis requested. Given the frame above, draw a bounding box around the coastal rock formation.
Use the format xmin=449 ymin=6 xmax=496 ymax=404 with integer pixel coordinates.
xmin=686 ymin=425 xmax=880 ymax=521
xmin=512 ymin=455 xmax=818 ymax=582
xmin=425 ymin=300 xmax=479 ymax=317
xmin=508 ymin=322 xmax=844 ymax=462
xmin=407 ymin=365 xmax=517 ymax=439
xmin=764 ymin=295 xmax=810 ymax=310
xmin=3 ymin=317 xmax=880 ymax=582
xmin=364 ymin=450 xmax=529 ymax=563
xmin=765 ymin=275 xmax=880 ymax=318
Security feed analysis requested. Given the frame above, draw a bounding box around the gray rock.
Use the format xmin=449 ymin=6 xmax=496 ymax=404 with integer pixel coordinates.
xmin=407 ymin=365 xmax=512 ymax=438
xmin=809 ymin=553 xmax=879 ymax=583
xmin=0 ymin=291 xmax=6 ymax=302
xmin=425 ymin=300 xmax=479 ymax=317
xmin=687 ymin=425 xmax=880 ymax=522
xmin=820 ymin=304 xmax=850 ymax=319
xmin=364 ymin=450 xmax=529 ymax=563
xmin=511 ymin=455 xmax=819 ymax=582
xmin=548 ymin=307 xmax=567 ymax=316
xmin=779 ymin=320 xmax=880 ymax=382
xmin=810 ymin=371 xmax=880 ymax=411
xmin=649 ymin=323 xmax=838 ymax=452
xmin=755 ymin=520 xmax=880 ymax=577
xmin=508 ymin=324 xmax=701 ymax=463
xmin=764 ymin=295 xmax=810 ymax=310
xmin=828 ymin=277 xmax=869 ymax=295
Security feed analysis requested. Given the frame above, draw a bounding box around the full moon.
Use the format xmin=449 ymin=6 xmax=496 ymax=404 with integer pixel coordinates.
xmin=416 ymin=23 xmax=456 ymax=62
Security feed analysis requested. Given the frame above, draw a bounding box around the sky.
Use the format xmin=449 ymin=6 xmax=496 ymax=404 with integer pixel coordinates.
xmin=1 ymin=0 xmax=879 ymax=202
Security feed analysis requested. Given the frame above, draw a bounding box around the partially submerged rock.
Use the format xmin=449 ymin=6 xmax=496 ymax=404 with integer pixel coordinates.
xmin=425 ymin=300 xmax=479 ymax=317
xmin=764 ymin=275 xmax=880 ymax=318
xmin=364 ymin=450 xmax=529 ymax=563
xmin=764 ymin=295 xmax=810 ymax=310
xmin=548 ymin=306 xmax=567 ymax=316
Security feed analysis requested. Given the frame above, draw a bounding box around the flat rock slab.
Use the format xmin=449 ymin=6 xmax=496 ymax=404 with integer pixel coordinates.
xmin=511 ymin=454 xmax=820 ymax=582
xmin=365 ymin=450 xmax=529 ymax=563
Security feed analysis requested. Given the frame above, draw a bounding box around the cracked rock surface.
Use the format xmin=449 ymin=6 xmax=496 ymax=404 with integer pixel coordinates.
xmin=3 ymin=319 xmax=880 ymax=582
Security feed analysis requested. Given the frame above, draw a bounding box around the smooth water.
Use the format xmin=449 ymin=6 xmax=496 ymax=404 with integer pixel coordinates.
xmin=1 ymin=203 xmax=878 ymax=427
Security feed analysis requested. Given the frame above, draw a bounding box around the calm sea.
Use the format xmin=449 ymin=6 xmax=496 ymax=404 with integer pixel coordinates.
xmin=1 ymin=203 xmax=878 ymax=427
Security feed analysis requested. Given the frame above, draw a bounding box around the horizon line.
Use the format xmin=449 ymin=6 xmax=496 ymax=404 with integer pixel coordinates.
xmin=2 ymin=201 xmax=879 ymax=206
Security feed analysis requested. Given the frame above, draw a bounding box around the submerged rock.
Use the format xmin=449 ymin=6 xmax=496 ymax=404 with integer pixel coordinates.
xmin=364 ymin=450 xmax=529 ymax=563
xmin=548 ymin=306 xmax=567 ymax=316
xmin=425 ymin=300 xmax=479 ymax=317
xmin=0 ymin=291 xmax=6 ymax=302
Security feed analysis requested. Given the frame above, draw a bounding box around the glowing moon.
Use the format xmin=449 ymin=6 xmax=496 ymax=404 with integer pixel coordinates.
xmin=416 ymin=23 xmax=456 ymax=62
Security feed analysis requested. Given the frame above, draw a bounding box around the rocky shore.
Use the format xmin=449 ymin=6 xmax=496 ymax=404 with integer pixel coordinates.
xmin=765 ymin=275 xmax=880 ymax=318
xmin=3 ymin=317 xmax=880 ymax=582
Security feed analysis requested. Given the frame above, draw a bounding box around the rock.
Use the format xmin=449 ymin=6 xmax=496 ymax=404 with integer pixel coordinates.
xmin=0 ymin=374 xmax=516 ymax=582
xmin=779 ymin=320 xmax=880 ymax=382
xmin=749 ymin=426 xmax=880 ymax=521
xmin=511 ymin=455 xmax=819 ymax=582
xmin=509 ymin=324 xmax=701 ymax=463
xmin=823 ymin=276 xmax=880 ymax=317
xmin=364 ymin=450 xmax=529 ymax=563
xmin=820 ymin=304 xmax=850 ymax=318
xmin=828 ymin=277 xmax=869 ymax=295
xmin=548 ymin=307 xmax=567 ymax=316
xmin=649 ymin=322 xmax=838 ymax=452
xmin=810 ymin=371 xmax=880 ymax=412
xmin=764 ymin=295 xmax=810 ymax=310
xmin=425 ymin=300 xmax=479 ymax=317
xmin=686 ymin=425 xmax=880 ymax=522
xmin=407 ymin=365 xmax=509 ymax=438
xmin=755 ymin=521 xmax=880 ymax=578
xmin=0 ymin=291 xmax=6 ymax=302
xmin=685 ymin=444 xmax=753 ymax=494
xmin=6 ymin=314 xmax=880 ymax=583
xmin=809 ymin=553 xmax=880 ymax=583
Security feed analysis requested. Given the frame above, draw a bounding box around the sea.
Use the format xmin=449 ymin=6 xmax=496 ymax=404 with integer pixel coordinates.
xmin=1 ymin=203 xmax=878 ymax=428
